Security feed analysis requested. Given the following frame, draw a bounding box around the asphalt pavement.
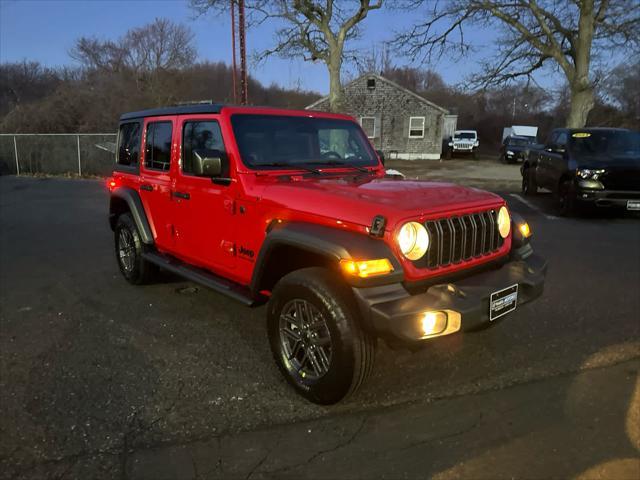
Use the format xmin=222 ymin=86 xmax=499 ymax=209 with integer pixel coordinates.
xmin=1 ymin=175 xmax=639 ymax=479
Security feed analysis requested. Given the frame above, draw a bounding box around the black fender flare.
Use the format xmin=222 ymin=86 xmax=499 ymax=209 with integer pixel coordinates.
xmin=250 ymin=222 xmax=404 ymax=294
xmin=109 ymin=187 xmax=154 ymax=245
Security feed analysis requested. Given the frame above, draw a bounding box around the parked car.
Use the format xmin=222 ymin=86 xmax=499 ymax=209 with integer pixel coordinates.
xmin=522 ymin=127 xmax=640 ymax=215
xmin=445 ymin=130 xmax=479 ymax=159
xmin=108 ymin=104 xmax=546 ymax=404
xmin=500 ymin=135 xmax=538 ymax=163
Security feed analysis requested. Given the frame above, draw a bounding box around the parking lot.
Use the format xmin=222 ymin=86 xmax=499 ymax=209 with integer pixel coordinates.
xmin=1 ymin=173 xmax=639 ymax=479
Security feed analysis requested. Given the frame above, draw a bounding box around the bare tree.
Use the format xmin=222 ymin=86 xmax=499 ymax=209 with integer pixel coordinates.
xmin=397 ymin=0 xmax=640 ymax=128
xmin=71 ymin=18 xmax=196 ymax=74
xmin=123 ymin=18 xmax=197 ymax=73
xmin=191 ymin=0 xmax=383 ymax=112
xmin=355 ymin=43 xmax=393 ymax=75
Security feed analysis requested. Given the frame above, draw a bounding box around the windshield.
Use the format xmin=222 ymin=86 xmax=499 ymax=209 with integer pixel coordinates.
xmin=570 ymin=130 xmax=640 ymax=156
xmin=454 ymin=132 xmax=476 ymax=139
xmin=231 ymin=114 xmax=378 ymax=170
xmin=509 ymin=137 xmax=534 ymax=147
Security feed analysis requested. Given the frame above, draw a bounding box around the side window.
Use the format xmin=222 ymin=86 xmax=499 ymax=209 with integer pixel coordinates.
xmin=144 ymin=122 xmax=173 ymax=171
xmin=409 ymin=117 xmax=425 ymax=138
xmin=360 ymin=117 xmax=376 ymax=139
xmin=182 ymin=121 xmax=226 ymax=175
xmin=556 ymin=132 xmax=568 ymax=146
xmin=547 ymin=131 xmax=559 ymax=146
xmin=117 ymin=122 xmax=141 ymax=166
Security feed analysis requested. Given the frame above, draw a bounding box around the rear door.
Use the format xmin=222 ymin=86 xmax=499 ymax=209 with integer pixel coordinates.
xmin=172 ymin=115 xmax=237 ymax=272
xmin=139 ymin=116 xmax=177 ymax=251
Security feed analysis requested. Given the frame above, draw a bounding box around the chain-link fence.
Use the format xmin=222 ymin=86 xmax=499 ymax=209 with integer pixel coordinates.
xmin=0 ymin=134 xmax=117 ymax=177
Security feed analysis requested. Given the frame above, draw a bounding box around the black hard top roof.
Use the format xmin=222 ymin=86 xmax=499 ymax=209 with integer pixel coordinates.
xmin=120 ymin=103 xmax=226 ymax=121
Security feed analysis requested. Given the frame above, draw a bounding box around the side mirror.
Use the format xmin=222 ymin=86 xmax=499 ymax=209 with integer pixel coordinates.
xmin=192 ymin=149 xmax=224 ymax=177
xmin=376 ymin=149 xmax=385 ymax=166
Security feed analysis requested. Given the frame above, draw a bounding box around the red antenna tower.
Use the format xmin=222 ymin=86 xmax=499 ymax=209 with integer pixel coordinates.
xmin=230 ymin=0 xmax=248 ymax=105
xmin=238 ymin=0 xmax=248 ymax=104
xmin=230 ymin=0 xmax=238 ymax=103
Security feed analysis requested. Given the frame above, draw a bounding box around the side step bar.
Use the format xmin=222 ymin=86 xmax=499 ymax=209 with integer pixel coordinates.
xmin=142 ymin=252 xmax=265 ymax=307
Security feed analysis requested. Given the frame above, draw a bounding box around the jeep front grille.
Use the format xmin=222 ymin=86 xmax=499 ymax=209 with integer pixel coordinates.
xmin=417 ymin=209 xmax=504 ymax=269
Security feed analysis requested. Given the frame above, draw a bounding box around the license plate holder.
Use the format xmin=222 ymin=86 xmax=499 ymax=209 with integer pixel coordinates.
xmin=490 ymin=284 xmax=518 ymax=321
xmin=627 ymin=200 xmax=640 ymax=211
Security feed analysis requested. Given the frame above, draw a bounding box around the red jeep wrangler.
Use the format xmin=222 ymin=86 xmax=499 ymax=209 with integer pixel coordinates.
xmin=108 ymin=104 xmax=546 ymax=404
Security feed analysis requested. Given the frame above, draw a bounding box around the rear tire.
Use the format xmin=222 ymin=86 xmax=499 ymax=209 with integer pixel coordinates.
xmin=114 ymin=213 xmax=158 ymax=284
xmin=522 ymin=168 xmax=538 ymax=196
xmin=267 ymin=267 xmax=376 ymax=404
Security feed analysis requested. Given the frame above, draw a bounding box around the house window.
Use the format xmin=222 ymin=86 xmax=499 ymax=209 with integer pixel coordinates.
xmin=360 ymin=116 xmax=376 ymax=139
xmin=409 ymin=117 xmax=425 ymax=138
xmin=367 ymin=78 xmax=376 ymax=89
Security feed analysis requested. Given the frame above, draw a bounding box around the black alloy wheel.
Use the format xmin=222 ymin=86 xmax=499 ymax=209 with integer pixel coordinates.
xmin=114 ymin=213 xmax=157 ymax=284
xmin=267 ymin=268 xmax=375 ymax=404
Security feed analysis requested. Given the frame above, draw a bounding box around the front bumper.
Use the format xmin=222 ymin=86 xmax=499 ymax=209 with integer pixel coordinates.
xmin=575 ymin=187 xmax=640 ymax=208
xmin=352 ymin=253 xmax=547 ymax=342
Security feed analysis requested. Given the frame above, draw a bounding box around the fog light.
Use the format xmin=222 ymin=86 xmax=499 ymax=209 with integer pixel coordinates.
xmin=420 ymin=311 xmax=448 ymax=337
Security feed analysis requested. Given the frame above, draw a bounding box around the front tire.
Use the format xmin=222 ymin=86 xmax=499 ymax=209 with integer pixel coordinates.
xmin=557 ymin=180 xmax=576 ymax=216
xmin=114 ymin=213 xmax=157 ymax=284
xmin=267 ymin=268 xmax=375 ymax=404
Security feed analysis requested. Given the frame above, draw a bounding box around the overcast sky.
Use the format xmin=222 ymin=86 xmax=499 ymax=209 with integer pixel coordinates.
xmin=1 ymin=0 xmax=542 ymax=94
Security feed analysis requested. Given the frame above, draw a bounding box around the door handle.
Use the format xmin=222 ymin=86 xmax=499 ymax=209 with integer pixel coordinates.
xmin=172 ymin=191 xmax=190 ymax=200
xmin=140 ymin=184 xmax=153 ymax=192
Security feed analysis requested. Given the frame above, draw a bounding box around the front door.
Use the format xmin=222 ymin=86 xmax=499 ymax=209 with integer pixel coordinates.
xmin=139 ymin=116 xmax=177 ymax=251
xmin=546 ymin=131 xmax=569 ymax=191
xmin=536 ymin=131 xmax=558 ymax=189
xmin=172 ymin=116 xmax=236 ymax=272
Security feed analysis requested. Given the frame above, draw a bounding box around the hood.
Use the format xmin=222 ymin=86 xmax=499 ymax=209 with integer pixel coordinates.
xmin=259 ymin=175 xmax=503 ymax=227
xmin=576 ymin=153 xmax=640 ymax=169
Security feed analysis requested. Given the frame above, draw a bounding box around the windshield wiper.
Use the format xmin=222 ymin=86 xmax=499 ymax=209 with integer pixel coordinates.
xmin=311 ymin=160 xmax=370 ymax=173
xmin=257 ymin=162 xmax=322 ymax=175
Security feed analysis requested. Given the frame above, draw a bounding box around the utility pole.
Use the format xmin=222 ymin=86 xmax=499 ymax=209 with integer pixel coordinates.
xmin=230 ymin=0 xmax=238 ymax=103
xmin=238 ymin=0 xmax=248 ymax=104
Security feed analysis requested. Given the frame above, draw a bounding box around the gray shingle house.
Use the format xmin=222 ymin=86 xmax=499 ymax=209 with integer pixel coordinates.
xmin=306 ymin=73 xmax=453 ymax=160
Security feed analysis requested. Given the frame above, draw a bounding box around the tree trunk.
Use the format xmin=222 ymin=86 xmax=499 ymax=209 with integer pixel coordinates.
xmin=566 ymin=83 xmax=594 ymax=128
xmin=566 ymin=0 xmax=595 ymax=128
xmin=327 ymin=56 xmax=343 ymax=113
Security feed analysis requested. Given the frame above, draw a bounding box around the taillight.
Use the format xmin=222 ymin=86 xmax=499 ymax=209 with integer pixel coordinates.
xmin=107 ymin=177 xmax=117 ymax=191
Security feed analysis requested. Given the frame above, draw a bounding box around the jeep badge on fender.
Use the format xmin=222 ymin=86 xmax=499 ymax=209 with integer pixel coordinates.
xmin=108 ymin=104 xmax=547 ymax=404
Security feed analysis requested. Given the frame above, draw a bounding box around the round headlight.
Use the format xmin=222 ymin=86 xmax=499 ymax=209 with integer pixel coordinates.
xmin=397 ymin=221 xmax=429 ymax=260
xmin=497 ymin=206 xmax=511 ymax=239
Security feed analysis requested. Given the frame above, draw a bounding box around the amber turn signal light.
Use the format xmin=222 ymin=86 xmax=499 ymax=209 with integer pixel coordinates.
xmin=519 ymin=222 xmax=531 ymax=238
xmin=340 ymin=258 xmax=393 ymax=278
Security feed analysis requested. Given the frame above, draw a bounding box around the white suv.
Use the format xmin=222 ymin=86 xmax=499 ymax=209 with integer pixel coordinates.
xmin=446 ymin=130 xmax=479 ymax=159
